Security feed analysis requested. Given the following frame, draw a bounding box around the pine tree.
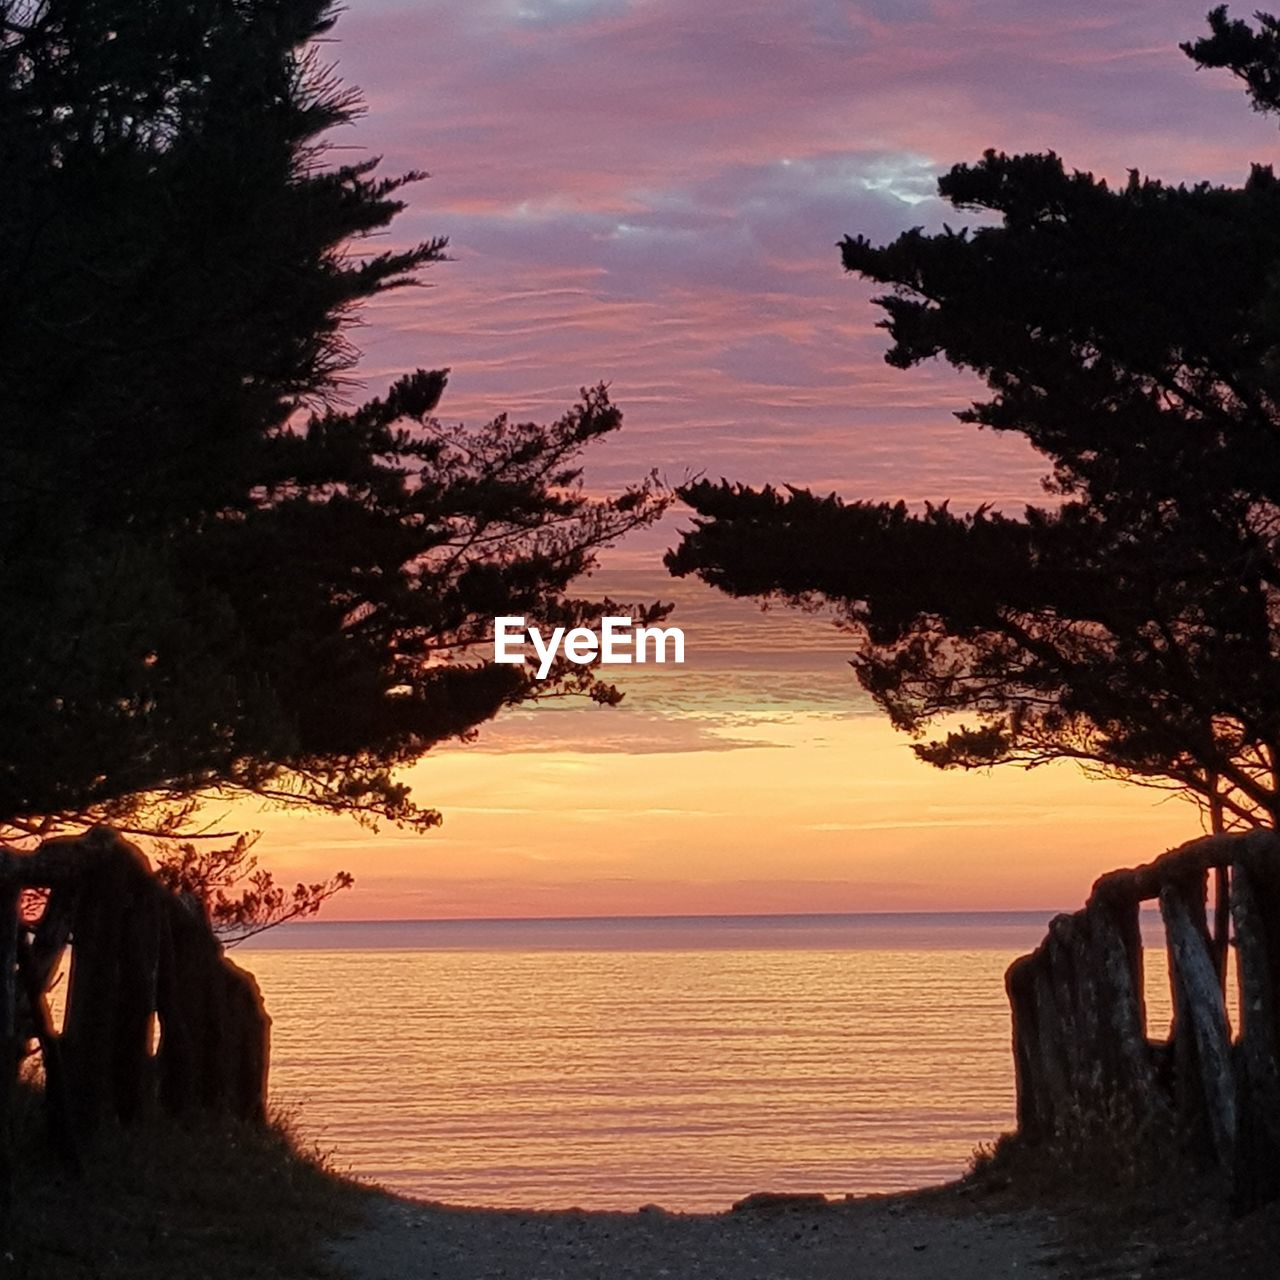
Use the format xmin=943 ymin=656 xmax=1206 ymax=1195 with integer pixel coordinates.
xmin=0 ymin=1 xmax=665 ymax=872
xmin=669 ymin=7 xmax=1280 ymax=833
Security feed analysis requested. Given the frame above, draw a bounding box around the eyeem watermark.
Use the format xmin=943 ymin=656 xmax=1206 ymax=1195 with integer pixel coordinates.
xmin=494 ymin=616 xmax=685 ymax=679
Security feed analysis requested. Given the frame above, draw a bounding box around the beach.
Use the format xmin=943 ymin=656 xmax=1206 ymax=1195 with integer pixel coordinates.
xmin=330 ymin=1189 xmax=1067 ymax=1280
xmin=326 ymin=1169 xmax=1280 ymax=1280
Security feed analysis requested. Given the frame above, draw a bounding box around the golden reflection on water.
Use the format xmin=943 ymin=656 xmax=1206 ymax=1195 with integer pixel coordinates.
xmin=42 ymin=914 xmax=1228 ymax=1210
xmin=246 ymin=946 xmax=1025 ymax=1210
xmin=1141 ymin=945 xmax=1237 ymax=1040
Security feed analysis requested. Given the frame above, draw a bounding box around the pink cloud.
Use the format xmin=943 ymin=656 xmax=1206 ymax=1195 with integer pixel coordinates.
xmin=322 ymin=0 xmax=1278 ymax=524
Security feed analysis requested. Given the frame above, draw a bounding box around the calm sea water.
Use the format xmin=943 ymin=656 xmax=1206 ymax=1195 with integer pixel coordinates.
xmin=237 ymin=912 xmax=1179 ymax=1211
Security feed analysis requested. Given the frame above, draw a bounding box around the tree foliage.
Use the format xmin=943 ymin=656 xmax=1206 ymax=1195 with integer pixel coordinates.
xmin=154 ymin=835 xmax=353 ymax=945
xmin=0 ymin=0 xmax=666 ymax=904
xmin=669 ymin=7 xmax=1280 ymax=831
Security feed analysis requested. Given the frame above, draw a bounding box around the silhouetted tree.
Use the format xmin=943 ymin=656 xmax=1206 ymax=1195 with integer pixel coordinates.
xmin=669 ymin=7 xmax=1280 ymax=840
xmin=153 ymin=834 xmax=354 ymax=945
xmin=0 ymin=0 xmax=665 ymax=889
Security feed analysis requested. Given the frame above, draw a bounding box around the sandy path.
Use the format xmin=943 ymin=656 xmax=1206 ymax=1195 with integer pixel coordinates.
xmin=330 ymin=1192 xmax=1072 ymax=1280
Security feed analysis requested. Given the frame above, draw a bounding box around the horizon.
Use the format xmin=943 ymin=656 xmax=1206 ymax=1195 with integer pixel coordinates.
xmin=235 ymin=905 xmax=1075 ymax=956
xmin=182 ymin=0 xmax=1248 ymax=917
xmin=275 ymin=906 xmax=1067 ymax=924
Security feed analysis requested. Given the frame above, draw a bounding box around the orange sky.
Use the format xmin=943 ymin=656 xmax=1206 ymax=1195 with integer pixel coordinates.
xmin=235 ymin=571 xmax=1200 ymax=919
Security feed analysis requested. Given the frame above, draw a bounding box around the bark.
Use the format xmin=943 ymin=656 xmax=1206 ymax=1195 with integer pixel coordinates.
xmin=16 ymin=935 xmax=80 ymax=1173
xmin=0 ymin=828 xmax=273 ymax=1154
xmin=156 ymin=893 xmax=271 ymax=1123
xmin=1006 ymin=955 xmax=1044 ymax=1140
xmin=1230 ymin=853 xmax=1280 ymax=1207
xmin=1160 ymin=878 xmax=1237 ymax=1173
xmin=0 ymin=884 xmax=18 ymax=1247
xmin=222 ymin=959 xmax=271 ymax=1124
xmin=1006 ymin=832 xmax=1280 ymax=1204
xmin=1091 ymin=829 xmax=1280 ymax=903
xmin=59 ymin=836 xmax=150 ymax=1134
xmin=1089 ymin=896 xmax=1156 ymax=1104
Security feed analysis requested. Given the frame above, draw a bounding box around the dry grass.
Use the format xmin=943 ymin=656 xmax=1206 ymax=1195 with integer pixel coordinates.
xmin=965 ymin=1094 xmax=1195 ymax=1204
xmin=1 ymin=1088 xmax=369 ymax=1280
xmin=960 ymin=1130 xmax=1280 ymax=1280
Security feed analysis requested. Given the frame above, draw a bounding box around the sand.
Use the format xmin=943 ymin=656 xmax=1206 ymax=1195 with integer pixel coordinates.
xmin=329 ymin=1190 xmax=1081 ymax=1280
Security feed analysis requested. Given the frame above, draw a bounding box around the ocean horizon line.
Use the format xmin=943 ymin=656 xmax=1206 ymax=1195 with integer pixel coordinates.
xmin=278 ymin=907 xmax=1069 ymax=927
xmin=233 ymin=907 xmax=1096 ymax=953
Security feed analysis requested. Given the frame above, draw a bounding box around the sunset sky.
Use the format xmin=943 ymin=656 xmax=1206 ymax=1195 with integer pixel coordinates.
xmin=241 ymin=0 xmax=1276 ymax=918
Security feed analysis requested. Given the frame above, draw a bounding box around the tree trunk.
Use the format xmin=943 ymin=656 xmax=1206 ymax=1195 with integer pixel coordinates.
xmin=1161 ymin=876 xmax=1237 ymax=1174
xmin=61 ymin=835 xmax=160 ymax=1133
xmin=1230 ymin=854 xmax=1280 ymax=1208
xmin=0 ymin=884 xmax=19 ymax=1249
xmin=16 ymin=935 xmax=80 ymax=1173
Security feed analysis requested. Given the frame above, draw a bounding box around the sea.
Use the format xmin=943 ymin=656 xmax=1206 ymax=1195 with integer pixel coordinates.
xmin=237 ymin=911 xmax=1180 ymax=1212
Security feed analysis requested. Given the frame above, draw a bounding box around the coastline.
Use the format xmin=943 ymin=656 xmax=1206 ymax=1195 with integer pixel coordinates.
xmin=326 ymin=1163 xmax=1280 ymax=1280
xmin=12 ymin=1101 xmax=1278 ymax=1280
xmin=329 ymin=1180 xmax=1065 ymax=1280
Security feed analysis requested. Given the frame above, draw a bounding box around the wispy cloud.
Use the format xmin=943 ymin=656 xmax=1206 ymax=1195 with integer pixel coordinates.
xmin=245 ymin=1 xmax=1249 ymax=912
xmin=332 ymin=1 xmax=1273 ymax=525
